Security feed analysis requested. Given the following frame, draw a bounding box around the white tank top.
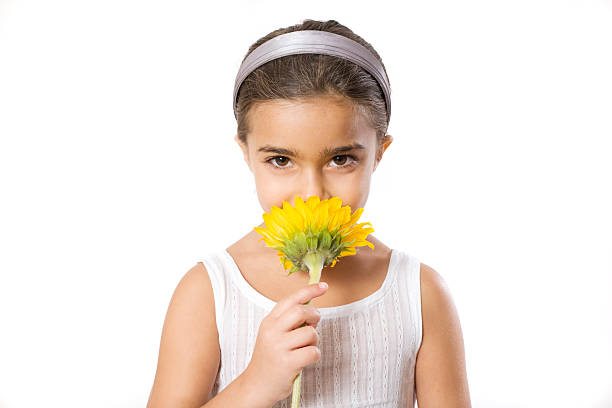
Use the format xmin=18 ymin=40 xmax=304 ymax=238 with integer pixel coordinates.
xmin=200 ymin=247 xmax=423 ymax=408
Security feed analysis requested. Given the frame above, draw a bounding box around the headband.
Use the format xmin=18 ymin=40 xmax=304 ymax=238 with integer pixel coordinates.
xmin=232 ymin=30 xmax=391 ymax=124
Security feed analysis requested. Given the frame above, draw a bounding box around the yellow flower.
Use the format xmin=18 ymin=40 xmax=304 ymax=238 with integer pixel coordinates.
xmin=254 ymin=195 xmax=375 ymax=283
xmin=254 ymin=195 xmax=375 ymax=408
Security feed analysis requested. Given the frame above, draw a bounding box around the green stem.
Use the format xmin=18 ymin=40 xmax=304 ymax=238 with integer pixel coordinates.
xmin=291 ymin=252 xmax=324 ymax=408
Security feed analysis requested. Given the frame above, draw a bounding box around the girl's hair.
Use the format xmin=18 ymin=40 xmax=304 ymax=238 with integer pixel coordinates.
xmin=235 ymin=19 xmax=391 ymax=147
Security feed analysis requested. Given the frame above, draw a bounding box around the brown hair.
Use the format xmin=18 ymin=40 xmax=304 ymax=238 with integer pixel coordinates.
xmin=235 ymin=19 xmax=391 ymax=149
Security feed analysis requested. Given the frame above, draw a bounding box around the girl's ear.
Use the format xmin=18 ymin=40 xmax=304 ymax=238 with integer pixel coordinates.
xmin=373 ymin=134 xmax=393 ymax=172
xmin=234 ymin=133 xmax=252 ymax=171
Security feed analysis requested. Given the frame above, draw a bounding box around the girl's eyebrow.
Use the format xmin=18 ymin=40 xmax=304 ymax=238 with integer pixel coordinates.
xmin=257 ymin=142 xmax=366 ymax=159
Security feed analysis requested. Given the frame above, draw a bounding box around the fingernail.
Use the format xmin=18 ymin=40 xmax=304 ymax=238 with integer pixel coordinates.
xmin=318 ymin=282 xmax=328 ymax=290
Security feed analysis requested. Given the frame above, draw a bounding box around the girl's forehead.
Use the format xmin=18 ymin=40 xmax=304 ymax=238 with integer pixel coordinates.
xmin=247 ymin=97 xmax=376 ymax=149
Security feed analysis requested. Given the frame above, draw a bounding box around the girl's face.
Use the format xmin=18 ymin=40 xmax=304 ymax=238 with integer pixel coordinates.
xmin=235 ymin=94 xmax=392 ymax=214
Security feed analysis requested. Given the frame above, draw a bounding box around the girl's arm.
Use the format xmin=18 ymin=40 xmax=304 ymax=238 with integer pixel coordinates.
xmin=414 ymin=263 xmax=472 ymax=408
xmin=146 ymin=263 xmax=271 ymax=408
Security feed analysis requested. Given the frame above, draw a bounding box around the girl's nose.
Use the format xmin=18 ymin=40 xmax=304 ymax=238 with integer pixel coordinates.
xmin=297 ymin=171 xmax=326 ymax=202
xmin=297 ymin=190 xmax=329 ymax=204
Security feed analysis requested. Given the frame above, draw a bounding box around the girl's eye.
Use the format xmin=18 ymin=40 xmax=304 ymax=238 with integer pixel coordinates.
xmin=265 ymin=155 xmax=358 ymax=170
xmin=330 ymin=155 xmax=356 ymax=167
xmin=267 ymin=156 xmax=291 ymax=168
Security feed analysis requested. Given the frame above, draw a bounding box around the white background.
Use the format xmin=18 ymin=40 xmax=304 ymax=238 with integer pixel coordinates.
xmin=1 ymin=1 xmax=611 ymax=407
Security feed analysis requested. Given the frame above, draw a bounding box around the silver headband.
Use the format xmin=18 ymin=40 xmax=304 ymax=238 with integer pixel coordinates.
xmin=233 ymin=30 xmax=391 ymax=124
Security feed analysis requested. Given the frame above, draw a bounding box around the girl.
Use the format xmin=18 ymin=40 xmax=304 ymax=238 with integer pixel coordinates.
xmin=147 ymin=19 xmax=471 ymax=408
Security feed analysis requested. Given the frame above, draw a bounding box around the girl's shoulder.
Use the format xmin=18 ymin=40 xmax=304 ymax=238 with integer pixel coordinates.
xmin=413 ymin=262 xmax=471 ymax=405
xmin=147 ymin=262 xmax=221 ymax=406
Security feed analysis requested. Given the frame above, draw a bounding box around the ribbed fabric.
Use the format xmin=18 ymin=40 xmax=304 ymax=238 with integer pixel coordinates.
xmin=200 ymin=247 xmax=423 ymax=408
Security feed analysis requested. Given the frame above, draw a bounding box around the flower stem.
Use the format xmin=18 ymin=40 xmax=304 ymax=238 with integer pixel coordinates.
xmin=303 ymin=251 xmax=324 ymax=288
xmin=291 ymin=252 xmax=324 ymax=408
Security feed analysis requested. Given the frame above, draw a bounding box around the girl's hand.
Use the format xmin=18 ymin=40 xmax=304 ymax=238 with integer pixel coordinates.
xmin=242 ymin=282 xmax=328 ymax=406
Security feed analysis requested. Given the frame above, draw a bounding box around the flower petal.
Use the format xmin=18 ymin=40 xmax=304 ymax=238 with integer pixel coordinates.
xmin=313 ymin=200 xmax=329 ymax=230
xmin=294 ymin=196 xmax=312 ymax=223
xmin=335 ymin=206 xmax=353 ymax=232
xmin=271 ymin=205 xmax=297 ymax=236
xmin=263 ymin=213 xmax=289 ymax=239
xmin=306 ymin=195 xmax=320 ymax=211
xmin=348 ymin=207 xmax=364 ymax=227
xmin=327 ymin=197 xmax=343 ymax=212
xmin=283 ymin=200 xmax=305 ymax=230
